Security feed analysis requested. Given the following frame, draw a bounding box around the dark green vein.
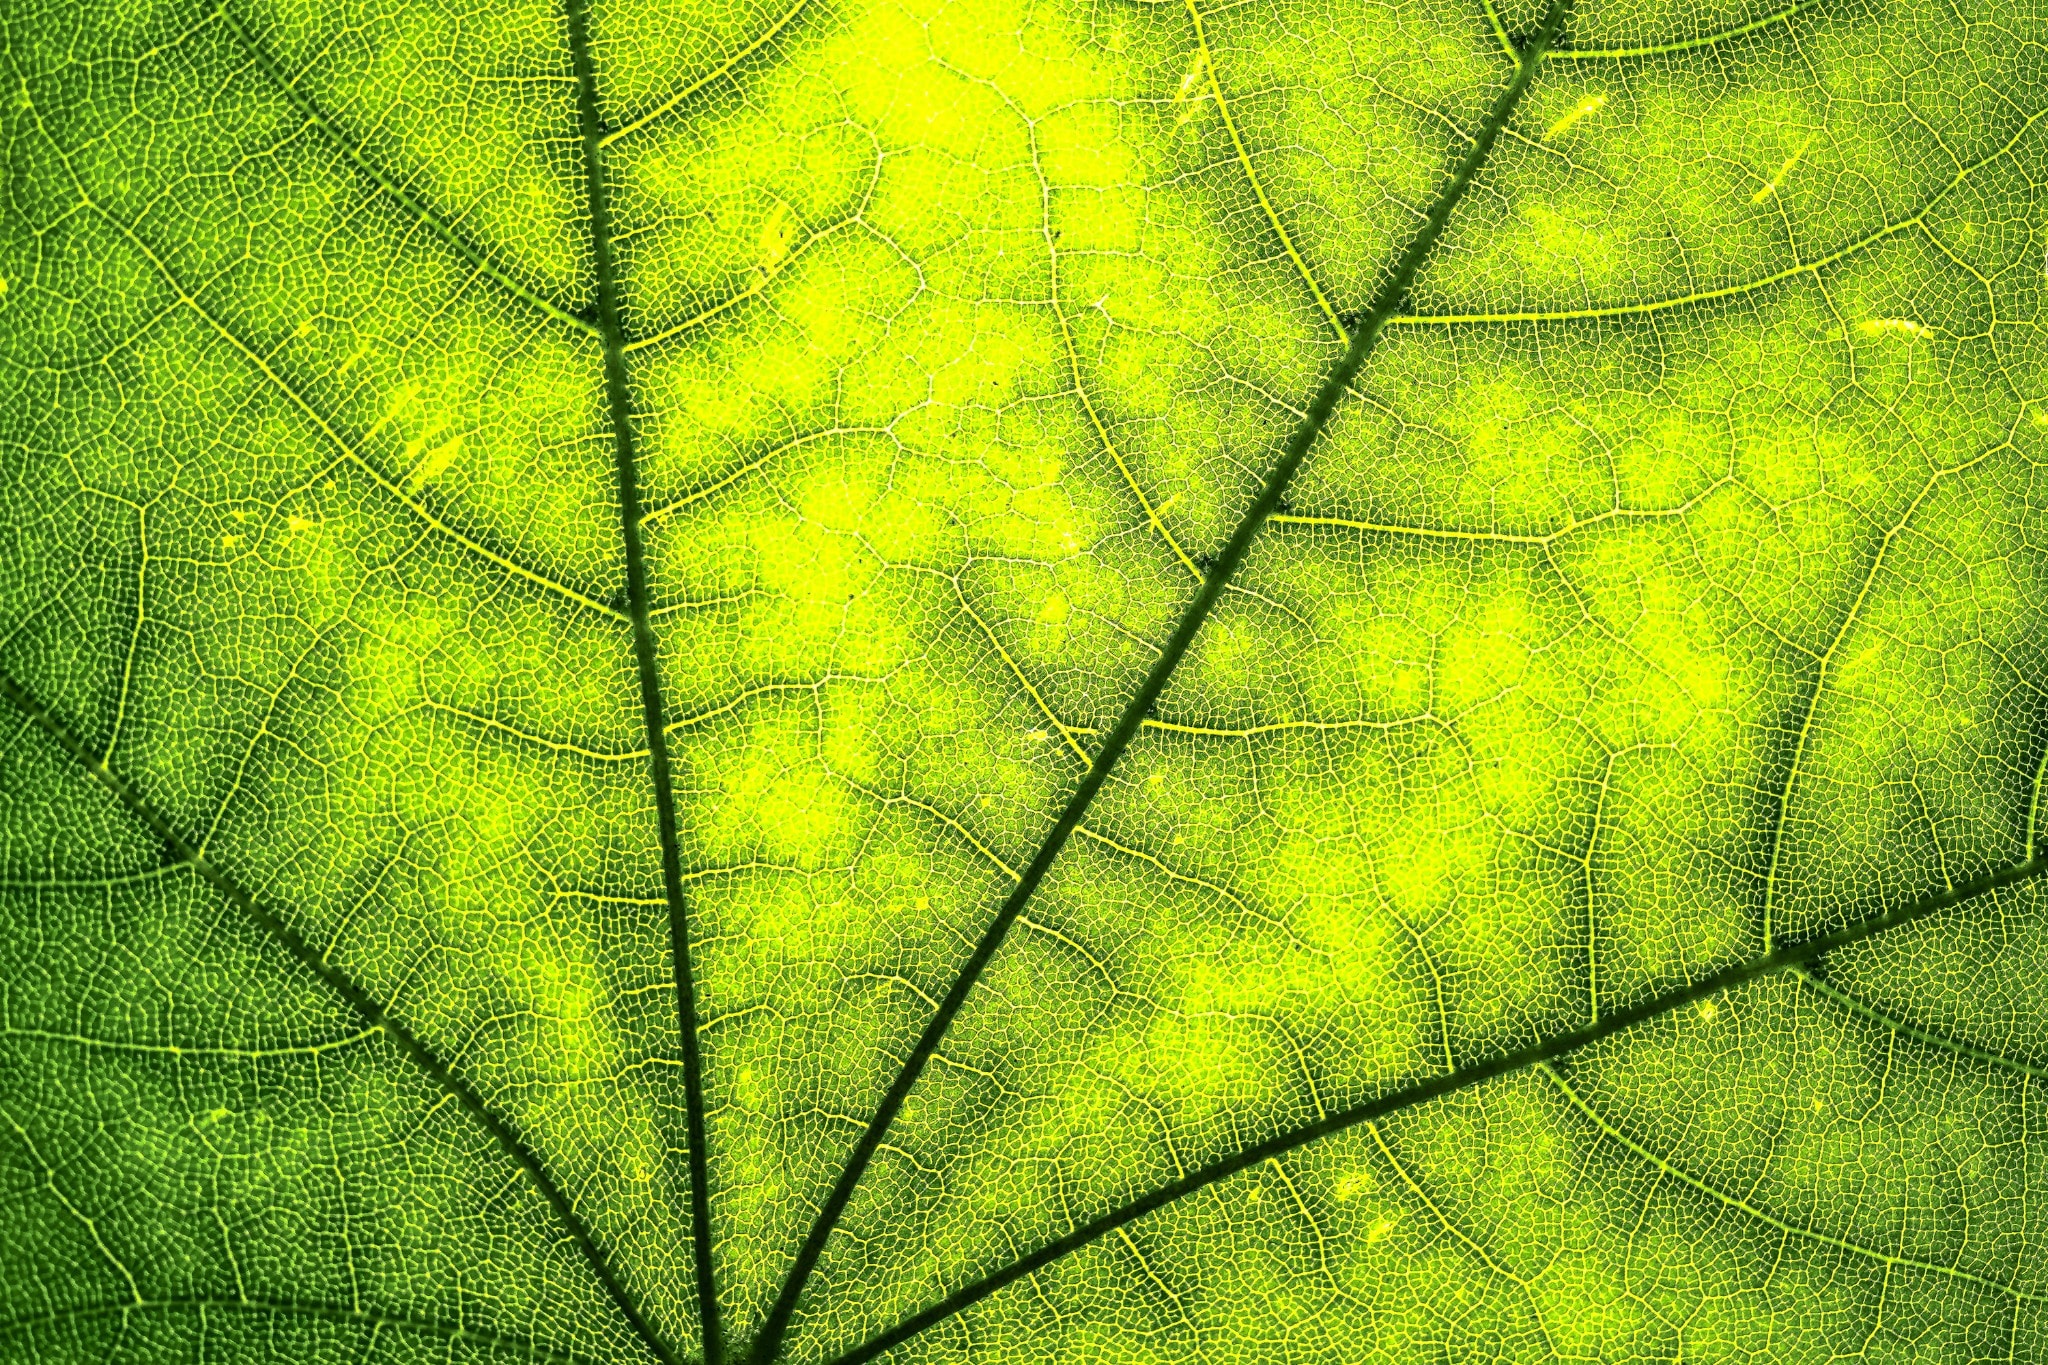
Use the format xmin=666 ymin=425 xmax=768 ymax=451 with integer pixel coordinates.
xmin=562 ymin=1 xmax=722 ymax=1361
xmin=1479 ymin=0 xmax=1822 ymax=60
xmin=212 ymin=1 xmax=599 ymax=339
xmin=826 ymin=852 xmax=2048 ymax=1365
xmin=0 ymin=668 xmax=675 ymax=1365
xmin=743 ymin=2 xmax=1572 ymax=1359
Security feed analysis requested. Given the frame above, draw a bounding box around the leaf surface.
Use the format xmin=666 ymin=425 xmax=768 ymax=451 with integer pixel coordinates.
xmin=6 ymin=0 xmax=2048 ymax=1360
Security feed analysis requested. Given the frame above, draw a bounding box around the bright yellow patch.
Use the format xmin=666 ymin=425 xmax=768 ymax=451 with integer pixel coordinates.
xmin=1545 ymin=93 xmax=1606 ymax=142
xmin=404 ymin=434 xmax=465 ymax=492
xmin=1751 ymin=134 xmax=1812 ymax=203
xmin=758 ymin=200 xmax=797 ymax=275
xmin=1173 ymin=47 xmax=1211 ymax=125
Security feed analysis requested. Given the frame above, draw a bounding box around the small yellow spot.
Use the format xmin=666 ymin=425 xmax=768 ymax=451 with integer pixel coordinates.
xmin=979 ymin=795 xmax=993 ymax=809
xmin=1544 ymin=93 xmax=1606 ymax=142
xmin=1146 ymin=772 xmax=1164 ymax=788
xmin=1172 ymin=833 xmax=1185 ymax=845
xmin=1173 ymin=47 xmax=1212 ymax=125
xmin=914 ymin=896 xmax=930 ymax=912
xmin=1751 ymin=134 xmax=1812 ymax=204
xmin=404 ymin=433 xmax=464 ymax=493
xmin=2032 ymin=407 xmax=2048 ymax=430
xmin=1245 ymin=1184 xmax=1262 ymax=1204
xmin=287 ymin=515 xmax=317 ymax=533
xmin=1334 ymin=1171 xmax=1373 ymax=1201
xmin=1037 ymin=593 xmax=1069 ymax=625
xmin=220 ymin=534 xmax=241 ymax=548
xmin=366 ymin=381 xmax=422 ymax=440
xmin=0 ymin=276 xmax=9 ymax=296
xmin=1697 ymin=998 xmax=1718 ymax=1022
xmin=294 ymin=317 xmax=315 ymax=338
xmin=1857 ymin=317 xmax=1928 ymax=339
xmin=1812 ymin=1095 xmax=1825 ymax=1113
xmin=757 ymin=201 xmax=797 ymax=277
xmin=230 ymin=510 xmax=247 ymax=522
xmin=1366 ymin=1215 xmax=1398 ymax=1244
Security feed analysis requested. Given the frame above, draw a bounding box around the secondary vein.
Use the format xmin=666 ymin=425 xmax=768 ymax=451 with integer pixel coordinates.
xmin=0 ymin=668 xmax=677 ymax=1365
xmin=826 ymin=849 xmax=2048 ymax=1364
xmin=743 ymin=1 xmax=1573 ymax=1358
xmin=562 ymin=0 xmax=724 ymax=1360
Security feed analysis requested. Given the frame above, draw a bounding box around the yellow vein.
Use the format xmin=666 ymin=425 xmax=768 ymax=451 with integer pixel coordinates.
xmin=640 ymin=429 xmax=879 ymax=528
xmin=621 ymin=217 xmax=852 ymax=354
xmin=0 ymin=1297 xmax=604 ymax=1365
xmin=0 ymin=669 xmax=675 ymax=1362
xmin=1142 ymin=713 xmax=1434 ymax=738
xmin=1392 ymin=220 xmax=1913 ymax=327
xmin=759 ymin=5 xmax=1577 ymax=1355
xmin=1 ymin=1110 xmax=143 ymax=1306
xmin=1792 ymin=968 xmax=2048 ymax=1080
xmin=1392 ymin=106 xmax=2045 ymax=328
xmin=2 ymin=1025 xmax=384 ymax=1061
xmin=100 ymin=501 xmax=150 ymax=768
xmin=1072 ymin=823 xmax=1253 ymax=917
xmin=213 ymin=1 xmax=599 ymax=338
xmin=1184 ymin=0 xmax=1347 ymax=343
xmin=943 ymin=575 xmax=1094 ymax=764
xmin=823 ymin=849 xmax=2048 ymax=1365
xmin=599 ymin=0 xmax=815 ymax=148
xmin=0 ymin=864 xmax=187 ymax=891
xmin=1050 ymin=246 xmax=1205 ymax=580
xmin=1759 ymin=452 xmax=1992 ymax=946
xmin=417 ymin=700 xmax=648 ymax=761
xmin=667 ymin=682 xmax=823 ymax=734
xmin=1002 ymin=64 xmax=1206 ymax=582
xmin=854 ymin=785 xmax=1022 ymax=881
xmin=78 ymin=201 xmax=625 ymax=623
xmin=1540 ymin=1061 xmax=2046 ymax=1302
xmin=1270 ymin=503 xmax=1686 ymax=545
xmin=1263 ymin=1156 xmax=1356 ymax=1302
xmin=1368 ymin=1121 xmax=1534 ymax=1288
xmin=1110 ymin=1227 xmax=1196 ymax=1334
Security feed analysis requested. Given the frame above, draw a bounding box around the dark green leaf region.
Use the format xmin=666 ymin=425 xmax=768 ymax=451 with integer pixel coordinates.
xmin=7 ymin=0 xmax=2048 ymax=1359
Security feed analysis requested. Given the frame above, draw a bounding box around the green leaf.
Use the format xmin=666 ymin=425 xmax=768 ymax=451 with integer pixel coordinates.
xmin=5 ymin=0 xmax=2048 ymax=1359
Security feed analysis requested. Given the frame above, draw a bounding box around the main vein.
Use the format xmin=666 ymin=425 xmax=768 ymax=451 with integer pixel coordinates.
xmin=0 ymin=669 xmax=676 ymax=1365
xmin=827 ymin=849 xmax=2048 ymax=1364
xmin=562 ymin=1 xmax=724 ymax=1361
xmin=744 ymin=2 xmax=1572 ymax=1359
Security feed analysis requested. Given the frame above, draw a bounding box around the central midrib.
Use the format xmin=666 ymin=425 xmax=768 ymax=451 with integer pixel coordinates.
xmin=742 ymin=1 xmax=1575 ymax=1362
xmin=563 ymin=3 xmax=724 ymax=1363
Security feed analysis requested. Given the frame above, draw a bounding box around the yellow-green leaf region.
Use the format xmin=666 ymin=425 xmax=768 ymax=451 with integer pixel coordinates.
xmin=7 ymin=0 xmax=2048 ymax=1358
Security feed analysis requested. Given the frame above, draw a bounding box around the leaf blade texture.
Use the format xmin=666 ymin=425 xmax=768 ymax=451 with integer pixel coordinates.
xmin=6 ymin=0 xmax=2048 ymax=1360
